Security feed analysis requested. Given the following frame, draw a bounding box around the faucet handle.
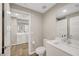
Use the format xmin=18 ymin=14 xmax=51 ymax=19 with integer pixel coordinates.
xmin=70 ymin=35 xmax=72 ymax=39
xmin=62 ymin=35 xmax=63 ymax=37
xmin=61 ymin=34 xmax=66 ymax=38
xmin=64 ymin=35 xmax=66 ymax=37
xmin=63 ymin=34 xmax=66 ymax=37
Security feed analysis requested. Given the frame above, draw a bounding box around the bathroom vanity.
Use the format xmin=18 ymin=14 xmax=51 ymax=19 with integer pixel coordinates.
xmin=46 ymin=38 xmax=79 ymax=56
xmin=46 ymin=3 xmax=79 ymax=56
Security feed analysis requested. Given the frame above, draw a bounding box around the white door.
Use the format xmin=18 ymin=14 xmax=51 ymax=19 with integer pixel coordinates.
xmin=0 ymin=3 xmax=2 ymax=55
xmin=4 ymin=3 xmax=11 ymax=56
xmin=70 ymin=16 xmax=79 ymax=41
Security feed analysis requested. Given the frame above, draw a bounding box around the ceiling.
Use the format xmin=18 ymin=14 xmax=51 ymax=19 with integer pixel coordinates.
xmin=56 ymin=3 xmax=79 ymax=19
xmin=15 ymin=3 xmax=56 ymax=13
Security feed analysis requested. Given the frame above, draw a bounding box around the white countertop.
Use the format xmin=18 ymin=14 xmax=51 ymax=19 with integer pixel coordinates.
xmin=47 ymin=39 xmax=79 ymax=56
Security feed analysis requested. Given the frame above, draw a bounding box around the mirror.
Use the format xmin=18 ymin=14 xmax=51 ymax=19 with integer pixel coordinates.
xmin=56 ymin=3 xmax=79 ymax=42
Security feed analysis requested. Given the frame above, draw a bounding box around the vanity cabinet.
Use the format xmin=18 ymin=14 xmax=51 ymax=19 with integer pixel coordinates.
xmin=46 ymin=42 xmax=71 ymax=56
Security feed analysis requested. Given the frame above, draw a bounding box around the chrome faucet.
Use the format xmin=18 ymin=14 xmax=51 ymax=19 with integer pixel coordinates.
xmin=67 ymin=35 xmax=72 ymax=44
xmin=61 ymin=34 xmax=67 ymax=42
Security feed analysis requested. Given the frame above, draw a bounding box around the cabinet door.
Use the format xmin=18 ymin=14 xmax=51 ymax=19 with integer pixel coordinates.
xmin=46 ymin=43 xmax=71 ymax=56
xmin=70 ymin=16 xmax=79 ymax=41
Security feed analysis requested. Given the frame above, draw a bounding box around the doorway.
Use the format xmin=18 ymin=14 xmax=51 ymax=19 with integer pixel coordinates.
xmin=10 ymin=16 xmax=30 ymax=56
xmin=1 ymin=4 xmax=31 ymax=56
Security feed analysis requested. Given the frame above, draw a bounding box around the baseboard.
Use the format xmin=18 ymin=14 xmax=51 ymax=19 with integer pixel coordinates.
xmin=0 ymin=52 xmax=4 ymax=56
xmin=11 ymin=43 xmax=28 ymax=46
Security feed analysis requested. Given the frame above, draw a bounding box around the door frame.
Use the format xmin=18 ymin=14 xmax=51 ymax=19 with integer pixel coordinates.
xmin=4 ymin=3 xmax=11 ymax=56
xmin=4 ymin=5 xmax=32 ymax=55
xmin=0 ymin=3 xmax=2 ymax=55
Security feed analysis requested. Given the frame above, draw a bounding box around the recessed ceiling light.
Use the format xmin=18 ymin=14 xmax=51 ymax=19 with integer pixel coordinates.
xmin=15 ymin=13 xmax=19 ymax=16
xmin=62 ymin=9 xmax=67 ymax=13
xmin=42 ymin=6 xmax=47 ymax=9
xmin=7 ymin=11 xmax=11 ymax=14
xmin=75 ymin=4 xmax=79 ymax=8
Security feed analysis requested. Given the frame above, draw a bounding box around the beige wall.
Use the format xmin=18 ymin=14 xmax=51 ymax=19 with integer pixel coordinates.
xmin=43 ymin=3 xmax=67 ymax=40
xmin=10 ymin=4 xmax=43 ymax=52
xmin=10 ymin=3 xmax=68 ymax=53
xmin=0 ymin=3 xmax=70 ymax=54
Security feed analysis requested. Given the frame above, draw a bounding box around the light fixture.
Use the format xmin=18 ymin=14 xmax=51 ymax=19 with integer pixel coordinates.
xmin=75 ymin=4 xmax=79 ymax=8
xmin=15 ymin=13 xmax=19 ymax=16
xmin=62 ymin=9 xmax=67 ymax=13
xmin=7 ymin=11 xmax=11 ymax=14
xmin=42 ymin=5 xmax=47 ymax=9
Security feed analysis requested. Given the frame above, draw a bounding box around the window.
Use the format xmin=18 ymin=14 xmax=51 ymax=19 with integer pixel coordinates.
xmin=17 ymin=19 xmax=29 ymax=33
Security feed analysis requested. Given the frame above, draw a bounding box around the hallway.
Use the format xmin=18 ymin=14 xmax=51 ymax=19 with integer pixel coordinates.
xmin=11 ymin=43 xmax=28 ymax=56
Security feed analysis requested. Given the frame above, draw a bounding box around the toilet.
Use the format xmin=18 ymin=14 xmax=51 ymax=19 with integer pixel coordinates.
xmin=35 ymin=39 xmax=47 ymax=56
xmin=35 ymin=46 xmax=45 ymax=56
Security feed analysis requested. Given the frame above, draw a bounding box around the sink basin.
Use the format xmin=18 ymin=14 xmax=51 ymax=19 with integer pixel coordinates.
xmin=47 ymin=39 xmax=79 ymax=56
xmin=53 ymin=42 xmax=59 ymax=45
